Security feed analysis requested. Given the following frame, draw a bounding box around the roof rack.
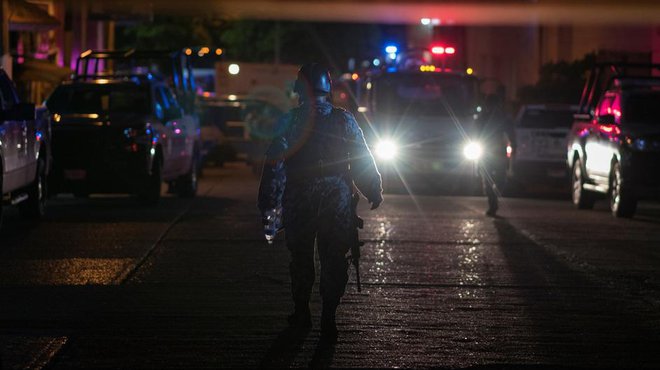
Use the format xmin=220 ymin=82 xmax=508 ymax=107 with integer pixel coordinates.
xmin=578 ymin=62 xmax=660 ymax=114
xmin=74 ymin=48 xmax=196 ymax=112
xmin=71 ymin=72 xmax=156 ymax=82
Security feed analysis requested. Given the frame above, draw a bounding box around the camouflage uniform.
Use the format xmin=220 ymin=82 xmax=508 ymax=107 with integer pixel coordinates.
xmin=258 ymin=100 xmax=382 ymax=312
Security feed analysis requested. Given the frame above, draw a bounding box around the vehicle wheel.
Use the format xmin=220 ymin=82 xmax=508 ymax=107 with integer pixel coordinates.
xmin=610 ymin=162 xmax=637 ymax=218
xmin=176 ymin=159 xmax=198 ymax=198
xmin=195 ymin=151 xmax=204 ymax=179
xmin=19 ymin=156 xmax=47 ymax=219
xmin=139 ymin=158 xmax=162 ymax=205
xmin=0 ymin=171 xmax=4 ymax=229
xmin=571 ymin=158 xmax=596 ymax=209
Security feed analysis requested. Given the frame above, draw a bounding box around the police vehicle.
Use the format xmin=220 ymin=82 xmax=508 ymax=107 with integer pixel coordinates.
xmin=45 ymin=49 xmax=201 ymax=203
xmin=357 ymin=45 xmax=483 ymax=192
xmin=568 ymin=63 xmax=660 ymax=217
xmin=1 ymin=68 xmax=51 ymax=228
xmin=510 ymin=104 xmax=577 ymax=187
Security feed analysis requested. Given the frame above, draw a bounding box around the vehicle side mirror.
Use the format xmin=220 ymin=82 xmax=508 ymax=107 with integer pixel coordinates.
xmin=597 ymin=114 xmax=616 ymax=125
xmin=0 ymin=103 xmax=35 ymax=122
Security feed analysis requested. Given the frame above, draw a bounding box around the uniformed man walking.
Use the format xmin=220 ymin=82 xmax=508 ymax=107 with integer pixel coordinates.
xmin=477 ymin=93 xmax=512 ymax=216
xmin=258 ymin=63 xmax=383 ymax=343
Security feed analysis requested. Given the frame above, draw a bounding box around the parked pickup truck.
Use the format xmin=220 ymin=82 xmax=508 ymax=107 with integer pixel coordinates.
xmin=0 ymin=68 xmax=51 ymax=228
xmin=567 ymin=63 xmax=660 ymax=218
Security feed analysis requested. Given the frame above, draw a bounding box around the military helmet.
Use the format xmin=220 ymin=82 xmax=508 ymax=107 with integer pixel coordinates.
xmin=294 ymin=63 xmax=332 ymax=96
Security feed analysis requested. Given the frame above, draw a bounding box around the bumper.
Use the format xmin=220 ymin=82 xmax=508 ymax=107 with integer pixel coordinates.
xmin=50 ymin=134 xmax=151 ymax=195
xmin=511 ymin=159 xmax=568 ymax=182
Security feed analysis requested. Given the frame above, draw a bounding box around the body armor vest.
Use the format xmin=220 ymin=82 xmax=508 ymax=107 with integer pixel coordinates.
xmin=285 ymin=107 xmax=350 ymax=180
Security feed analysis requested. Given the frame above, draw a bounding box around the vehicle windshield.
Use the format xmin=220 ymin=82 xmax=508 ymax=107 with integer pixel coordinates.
xmin=519 ymin=108 xmax=575 ymax=128
xmin=624 ymin=92 xmax=660 ymax=125
xmin=373 ymin=73 xmax=477 ymax=118
xmin=46 ymin=84 xmax=151 ymax=115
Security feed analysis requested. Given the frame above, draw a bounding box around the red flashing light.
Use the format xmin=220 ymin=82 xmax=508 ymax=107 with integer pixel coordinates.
xmin=431 ymin=46 xmax=445 ymax=55
xmin=600 ymin=125 xmax=621 ymax=136
xmin=431 ymin=45 xmax=456 ymax=55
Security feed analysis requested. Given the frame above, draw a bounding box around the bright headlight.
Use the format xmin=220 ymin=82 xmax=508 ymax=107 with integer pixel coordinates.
xmin=375 ymin=139 xmax=398 ymax=160
xmin=463 ymin=141 xmax=483 ymax=161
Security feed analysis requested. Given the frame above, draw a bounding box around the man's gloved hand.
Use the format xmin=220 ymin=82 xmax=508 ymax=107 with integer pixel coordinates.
xmin=369 ymin=194 xmax=383 ymax=210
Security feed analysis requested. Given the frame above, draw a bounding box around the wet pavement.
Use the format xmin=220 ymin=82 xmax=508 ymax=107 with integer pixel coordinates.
xmin=1 ymin=163 xmax=660 ymax=369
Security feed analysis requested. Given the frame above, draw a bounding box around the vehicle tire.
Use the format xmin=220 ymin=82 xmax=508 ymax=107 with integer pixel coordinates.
xmin=138 ymin=158 xmax=162 ymax=205
xmin=19 ymin=155 xmax=47 ymax=219
xmin=0 ymin=170 xmax=4 ymax=229
xmin=195 ymin=151 xmax=204 ymax=179
xmin=610 ymin=161 xmax=637 ymax=218
xmin=571 ymin=158 xmax=596 ymax=209
xmin=176 ymin=158 xmax=198 ymax=198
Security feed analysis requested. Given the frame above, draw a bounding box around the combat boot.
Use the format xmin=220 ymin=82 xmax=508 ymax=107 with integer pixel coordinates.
xmin=320 ymin=300 xmax=339 ymax=344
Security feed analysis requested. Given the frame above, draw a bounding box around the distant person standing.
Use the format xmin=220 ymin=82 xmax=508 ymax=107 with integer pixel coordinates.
xmin=258 ymin=63 xmax=383 ymax=343
xmin=477 ymin=93 xmax=512 ymax=216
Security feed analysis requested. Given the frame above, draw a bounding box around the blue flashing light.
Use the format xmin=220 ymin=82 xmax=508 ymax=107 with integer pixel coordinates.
xmin=385 ymin=45 xmax=398 ymax=54
xmin=387 ymin=53 xmax=397 ymax=60
xmin=373 ymin=58 xmax=381 ymax=67
xmin=387 ymin=66 xmax=397 ymax=73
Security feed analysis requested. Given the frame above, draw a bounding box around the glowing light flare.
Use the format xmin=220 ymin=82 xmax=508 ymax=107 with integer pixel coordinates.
xmin=600 ymin=125 xmax=621 ymax=136
xmin=506 ymin=145 xmax=513 ymax=158
xmin=431 ymin=46 xmax=445 ymax=55
xmin=463 ymin=142 xmax=483 ymax=161
xmin=420 ymin=18 xmax=431 ymax=25
xmin=215 ymin=48 xmax=223 ymax=55
xmin=385 ymin=45 xmax=398 ymax=54
xmin=466 ymin=67 xmax=474 ymax=75
xmin=184 ymin=48 xmax=192 ymax=56
xmin=445 ymin=47 xmax=456 ymax=54
xmin=375 ymin=140 xmax=399 ymax=160
xmin=228 ymin=64 xmax=240 ymax=75
xmin=351 ymin=73 xmax=359 ymax=81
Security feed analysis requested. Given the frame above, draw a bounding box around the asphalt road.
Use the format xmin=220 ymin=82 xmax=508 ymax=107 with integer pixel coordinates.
xmin=1 ymin=163 xmax=660 ymax=369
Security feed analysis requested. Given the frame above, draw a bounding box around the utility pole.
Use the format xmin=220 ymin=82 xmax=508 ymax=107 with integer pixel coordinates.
xmin=274 ymin=21 xmax=281 ymax=66
xmin=1 ymin=0 xmax=11 ymax=77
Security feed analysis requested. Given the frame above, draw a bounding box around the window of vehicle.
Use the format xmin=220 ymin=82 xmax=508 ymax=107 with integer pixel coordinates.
xmin=518 ymin=108 xmax=576 ymax=128
xmin=47 ymin=84 xmax=150 ymax=115
xmin=155 ymin=86 xmax=182 ymax=120
xmin=595 ymin=92 xmax=622 ymax=123
xmin=372 ymin=73 xmax=477 ymax=117
xmin=623 ymin=91 xmax=660 ymax=125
